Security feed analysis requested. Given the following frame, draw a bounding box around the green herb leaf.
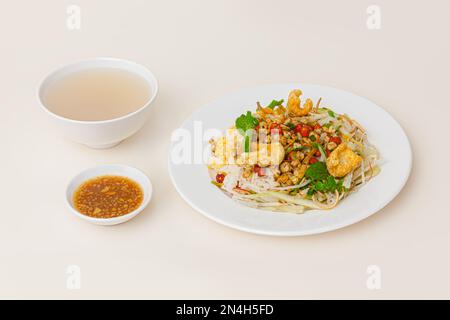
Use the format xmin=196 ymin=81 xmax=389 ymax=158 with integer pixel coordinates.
xmin=235 ymin=111 xmax=259 ymax=132
xmin=286 ymin=122 xmax=296 ymax=130
xmin=304 ymin=160 xmax=344 ymax=195
xmin=319 ymin=176 xmax=337 ymax=192
xmin=235 ymin=111 xmax=258 ymax=152
xmin=309 ymin=176 xmax=345 ymax=194
xmin=244 ymin=135 xmax=251 ymax=153
xmin=267 ymin=99 xmax=284 ymax=109
xmin=310 ymin=177 xmax=332 ymax=193
xmin=337 ymin=179 xmax=344 ymax=192
xmin=327 ymin=110 xmax=336 ymax=118
xmin=305 ymin=162 xmax=329 ymax=181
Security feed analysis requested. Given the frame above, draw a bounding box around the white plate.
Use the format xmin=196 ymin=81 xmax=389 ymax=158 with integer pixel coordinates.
xmin=168 ymin=84 xmax=412 ymax=236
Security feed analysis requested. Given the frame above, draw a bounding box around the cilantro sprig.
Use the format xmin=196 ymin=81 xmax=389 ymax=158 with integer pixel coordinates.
xmin=308 ymin=176 xmax=343 ymax=195
xmin=305 ymin=162 xmax=329 ymax=181
xmin=305 ymin=162 xmax=344 ymax=195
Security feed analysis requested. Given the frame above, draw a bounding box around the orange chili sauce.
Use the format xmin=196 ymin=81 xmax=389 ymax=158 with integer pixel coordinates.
xmin=73 ymin=175 xmax=143 ymax=218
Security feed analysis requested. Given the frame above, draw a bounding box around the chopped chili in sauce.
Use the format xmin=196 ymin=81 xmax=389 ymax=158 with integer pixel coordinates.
xmin=73 ymin=175 xmax=143 ymax=218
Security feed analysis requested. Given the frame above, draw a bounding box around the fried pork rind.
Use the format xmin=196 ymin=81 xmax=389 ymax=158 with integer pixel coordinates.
xmin=326 ymin=143 xmax=362 ymax=177
xmin=287 ymin=89 xmax=313 ymax=117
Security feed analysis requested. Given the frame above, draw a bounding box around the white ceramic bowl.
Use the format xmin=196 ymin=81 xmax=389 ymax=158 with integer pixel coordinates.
xmin=66 ymin=164 xmax=152 ymax=225
xmin=38 ymin=58 xmax=158 ymax=149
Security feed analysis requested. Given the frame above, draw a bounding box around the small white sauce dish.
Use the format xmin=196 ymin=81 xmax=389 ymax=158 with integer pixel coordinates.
xmin=37 ymin=57 xmax=158 ymax=149
xmin=66 ymin=164 xmax=152 ymax=225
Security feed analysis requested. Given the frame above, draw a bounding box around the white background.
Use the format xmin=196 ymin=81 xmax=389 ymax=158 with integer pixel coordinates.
xmin=0 ymin=0 xmax=449 ymax=299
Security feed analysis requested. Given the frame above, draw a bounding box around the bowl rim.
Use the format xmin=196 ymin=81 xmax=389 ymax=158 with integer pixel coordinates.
xmin=66 ymin=164 xmax=153 ymax=224
xmin=37 ymin=57 xmax=159 ymax=125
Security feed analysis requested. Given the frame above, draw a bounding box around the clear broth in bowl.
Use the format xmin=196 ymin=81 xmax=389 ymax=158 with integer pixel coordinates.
xmin=42 ymin=68 xmax=151 ymax=121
